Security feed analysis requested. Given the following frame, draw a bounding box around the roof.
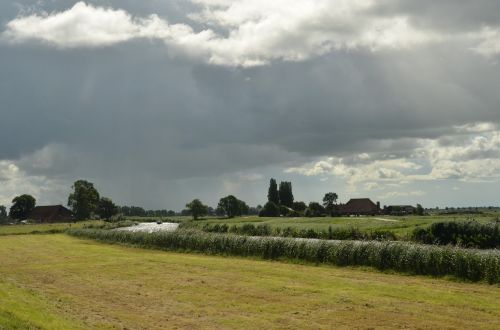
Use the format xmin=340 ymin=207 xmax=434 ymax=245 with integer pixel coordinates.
xmin=341 ymin=198 xmax=379 ymax=214
xmin=29 ymin=205 xmax=74 ymax=221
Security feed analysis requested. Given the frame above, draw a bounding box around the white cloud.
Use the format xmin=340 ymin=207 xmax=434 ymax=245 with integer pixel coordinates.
xmin=0 ymin=144 xmax=79 ymax=207
xmin=472 ymin=26 xmax=500 ymax=57
xmin=378 ymin=190 xmax=425 ymax=200
xmin=0 ymin=160 xmax=67 ymax=207
xmin=2 ymin=1 xmax=440 ymax=66
xmin=286 ymin=123 xmax=500 ymax=190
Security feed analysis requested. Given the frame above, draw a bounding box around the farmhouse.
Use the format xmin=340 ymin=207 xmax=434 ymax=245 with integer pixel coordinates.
xmin=339 ymin=198 xmax=380 ymax=216
xmin=29 ymin=205 xmax=75 ymax=223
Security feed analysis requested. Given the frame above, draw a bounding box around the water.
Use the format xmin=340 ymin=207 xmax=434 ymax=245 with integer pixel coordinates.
xmin=117 ymin=222 xmax=179 ymax=233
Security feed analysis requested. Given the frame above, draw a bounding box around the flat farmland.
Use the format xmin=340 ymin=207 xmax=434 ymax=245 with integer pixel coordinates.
xmin=0 ymin=221 xmax=102 ymax=236
xmin=186 ymin=214 xmax=497 ymax=238
xmin=0 ymin=234 xmax=499 ymax=329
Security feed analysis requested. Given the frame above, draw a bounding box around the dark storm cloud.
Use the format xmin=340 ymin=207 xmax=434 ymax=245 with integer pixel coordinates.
xmin=1 ymin=1 xmax=500 ymax=208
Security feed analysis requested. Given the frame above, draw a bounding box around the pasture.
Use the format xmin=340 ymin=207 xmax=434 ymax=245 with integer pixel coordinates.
xmin=184 ymin=214 xmax=497 ymax=238
xmin=0 ymin=221 xmax=101 ymax=236
xmin=0 ymin=234 xmax=499 ymax=329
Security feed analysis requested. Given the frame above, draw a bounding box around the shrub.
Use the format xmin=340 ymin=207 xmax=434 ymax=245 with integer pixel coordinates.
xmin=198 ymin=224 xmax=396 ymax=241
xmin=66 ymin=228 xmax=500 ymax=283
xmin=305 ymin=202 xmax=325 ymax=217
xmin=411 ymin=221 xmax=500 ymax=249
xmin=259 ymin=202 xmax=280 ymax=217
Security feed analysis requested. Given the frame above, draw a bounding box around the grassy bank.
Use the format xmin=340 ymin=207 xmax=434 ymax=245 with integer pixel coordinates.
xmin=183 ymin=214 xmax=497 ymax=238
xmin=67 ymin=228 xmax=500 ymax=283
xmin=0 ymin=234 xmax=499 ymax=329
xmin=0 ymin=221 xmax=103 ymax=236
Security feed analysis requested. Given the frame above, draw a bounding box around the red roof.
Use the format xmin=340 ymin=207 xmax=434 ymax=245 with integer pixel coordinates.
xmin=340 ymin=198 xmax=379 ymax=215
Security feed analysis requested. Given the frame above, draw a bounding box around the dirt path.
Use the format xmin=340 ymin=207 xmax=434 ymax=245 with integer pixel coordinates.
xmin=372 ymin=217 xmax=400 ymax=222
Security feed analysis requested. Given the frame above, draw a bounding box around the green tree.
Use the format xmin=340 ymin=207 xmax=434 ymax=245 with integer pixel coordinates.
xmin=186 ymin=199 xmax=208 ymax=220
xmin=258 ymin=201 xmax=280 ymax=217
xmin=9 ymin=194 xmax=36 ymax=220
xmin=322 ymin=192 xmax=339 ymax=216
xmin=0 ymin=205 xmax=8 ymax=224
xmin=68 ymin=180 xmax=100 ymax=220
xmin=292 ymin=201 xmax=307 ymax=212
xmin=278 ymin=181 xmax=294 ymax=208
xmin=218 ymin=195 xmax=245 ymax=218
xmin=267 ymin=178 xmax=279 ymax=205
xmin=305 ymin=202 xmax=325 ymax=217
xmin=97 ymin=197 xmax=118 ymax=221
xmin=238 ymin=199 xmax=249 ymax=215
xmin=415 ymin=204 xmax=424 ymax=216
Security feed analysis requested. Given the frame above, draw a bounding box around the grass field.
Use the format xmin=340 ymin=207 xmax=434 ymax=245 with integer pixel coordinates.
xmin=185 ymin=214 xmax=498 ymax=238
xmin=0 ymin=234 xmax=499 ymax=329
xmin=0 ymin=221 xmax=103 ymax=236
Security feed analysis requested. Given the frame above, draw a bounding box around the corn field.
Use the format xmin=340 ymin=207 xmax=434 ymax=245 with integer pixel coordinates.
xmin=67 ymin=228 xmax=500 ymax=283
xmin=188 ymin=223 xmax=397 ymax=241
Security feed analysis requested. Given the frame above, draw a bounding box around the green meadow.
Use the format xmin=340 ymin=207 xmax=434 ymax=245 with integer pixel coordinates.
xmin=0 ymin=234 xmax=499 ymax=329
xmin=182 ymin=213 xmax=497 ymax=238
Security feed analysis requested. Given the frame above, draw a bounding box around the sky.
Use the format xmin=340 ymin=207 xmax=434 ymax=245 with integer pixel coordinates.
xmin=1 ymin=0 xmax=500 ymax=210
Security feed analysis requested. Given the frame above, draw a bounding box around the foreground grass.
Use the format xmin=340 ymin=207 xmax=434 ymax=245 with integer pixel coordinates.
xmin=68 ymin=228 xmax=500 ymax=283
xmin=0 ymin=235 xmax=499 ymax=329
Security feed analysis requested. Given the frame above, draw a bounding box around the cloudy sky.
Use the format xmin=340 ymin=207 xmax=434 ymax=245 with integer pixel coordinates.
xmin=1 ymin=0 xmax=500 ymax=210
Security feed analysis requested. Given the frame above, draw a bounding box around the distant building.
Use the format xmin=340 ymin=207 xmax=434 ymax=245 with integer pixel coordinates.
xmin=29 ymin=205 xmax=75 ymax=223
xmin=383 ymin=205 xmax=416 ymax=215
xmin=339 ymin=198 xmax=380 ymax=216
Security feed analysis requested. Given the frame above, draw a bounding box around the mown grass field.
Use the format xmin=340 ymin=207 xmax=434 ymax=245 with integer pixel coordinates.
xmin=0 ymin=234 xmax=499 ymax=329
xmin=185 ymin=214 xmax=498 ymax=238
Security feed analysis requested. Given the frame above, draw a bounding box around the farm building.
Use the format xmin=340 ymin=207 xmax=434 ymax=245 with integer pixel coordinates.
xmin=28 ymin=205 xmax=75 ymax=223
xmin=339 ymin=198 xmax=380 ymax=216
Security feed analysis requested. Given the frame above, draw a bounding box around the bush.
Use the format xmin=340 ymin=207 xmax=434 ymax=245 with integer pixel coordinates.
xmin=411 ymin=221 xmax=500 ymax=249
xmin=197 ymin=223 xmax=396 ymax=241
xmin=67 ymin=228 xmax=500 ymax=283
xmin=259 ymin=202 xmax=280 ymax=217
xmin=305 ymin=202 xmax=325 ymax=217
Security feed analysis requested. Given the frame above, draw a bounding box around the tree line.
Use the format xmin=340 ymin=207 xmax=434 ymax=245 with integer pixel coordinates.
xmin=0 ymin=176 xmax=426 ymax=224
xmin=183 ymin=178 xmax=341 ymax=220
xmin=259 ymin=178 xmax=340 ymax=217
xmin=0 ymin=180 xmax=120 ymax=223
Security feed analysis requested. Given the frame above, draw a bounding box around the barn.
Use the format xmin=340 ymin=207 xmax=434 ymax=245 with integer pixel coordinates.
xmin=28 ymin=205 xmax=75 ymax=223
xmin=340 ymin=198 xmax=380 ymax=216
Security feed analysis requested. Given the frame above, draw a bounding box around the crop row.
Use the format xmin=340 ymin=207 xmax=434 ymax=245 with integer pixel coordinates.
xmin=67 ymin=228 xmax=500 ymax=283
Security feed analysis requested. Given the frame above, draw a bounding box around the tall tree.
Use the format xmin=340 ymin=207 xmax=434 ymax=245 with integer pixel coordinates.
xmin=9 ymin=194 xmax=36 ymax=220
xmin=186 ymin=199 xmax=208 ymax=220
xmin=97 ymin=197 xmax=118 ymax=221
xmin=278 ymin=181 xmax=294 ymax=208
xmin=267 ymin=178 xmax=279 ymax=205
xmin=0 ymin=205 xmax=8 ymax=223
xmin=258 ymin=201 xmax=280 ymax=217
xmin=415 ymin=204 xmax=424 ymax=216
xmin=68 ymin=180 xmax=100 ymax=220
xmin=322 ymin=192 xmax=339 ymax=215
xmin=218 ymin=195 xmax=245 ymax=218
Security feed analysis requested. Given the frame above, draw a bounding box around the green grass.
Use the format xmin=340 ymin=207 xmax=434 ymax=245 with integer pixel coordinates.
xmin=0 ymin=221 xmax=104 ymax=236
xmin=0 ymin=234 xmax=499 ymax=329
xmin=68 ymin=228 xmax=500 ymax=283
xmin=186 ymin=214 xmax=497 ymax=238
